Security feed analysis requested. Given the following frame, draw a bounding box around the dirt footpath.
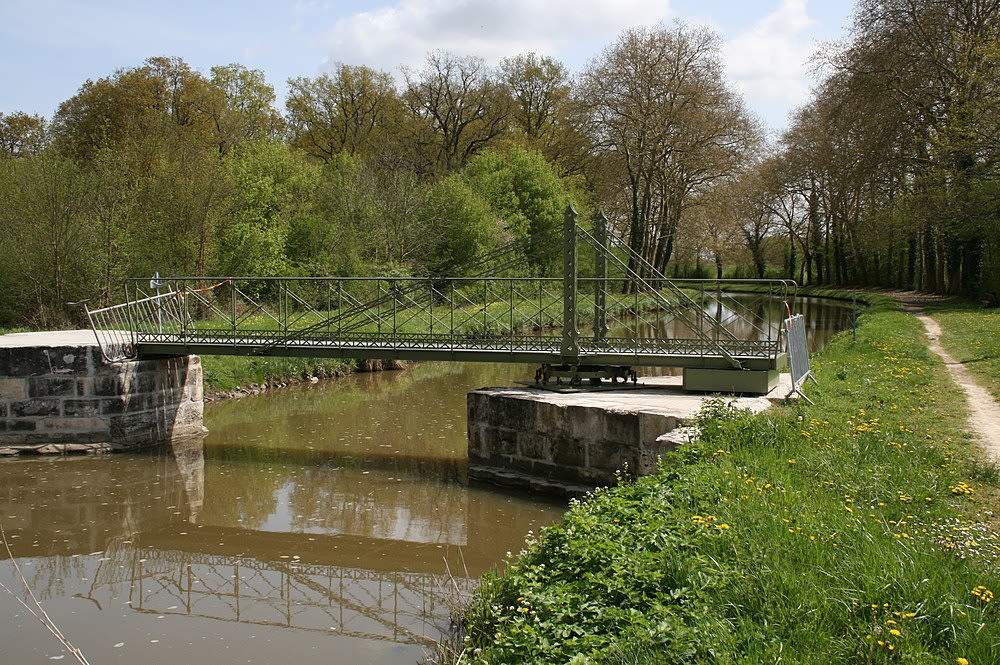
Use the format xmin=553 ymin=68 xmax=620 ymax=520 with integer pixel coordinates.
xmin=888 ymin=291 xmax=1000 ymax=463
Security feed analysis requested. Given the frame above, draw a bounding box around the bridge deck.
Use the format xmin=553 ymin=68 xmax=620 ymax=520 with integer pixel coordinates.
xmin=136 ymin=332 xmax=785 ymax=371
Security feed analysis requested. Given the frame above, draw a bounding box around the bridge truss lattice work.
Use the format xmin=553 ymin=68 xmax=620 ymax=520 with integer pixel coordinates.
xmin=87 ymin=207 xmax=794 ymax=385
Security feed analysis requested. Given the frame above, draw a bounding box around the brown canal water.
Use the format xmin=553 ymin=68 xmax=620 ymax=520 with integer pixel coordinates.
xmin=0 ymin=295 xmax=853 ymax=664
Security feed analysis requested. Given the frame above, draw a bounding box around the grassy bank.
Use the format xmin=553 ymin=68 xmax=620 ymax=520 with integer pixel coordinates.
xmin=460 ymin=295 xmax=1000 ymax=663
xmin=200 ymin=355 xmax=359 ymax=393
xmin=926 ymin=300 xmax=1000 ymax=403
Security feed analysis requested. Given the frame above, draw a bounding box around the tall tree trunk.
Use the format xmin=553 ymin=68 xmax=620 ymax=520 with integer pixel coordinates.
xmin=906 ymin=235 xmax=917 ymax=289
xmin=808 ymin=184 xmax=823 ymax=284
xmin=787 ymin=236 xmax=797 ymax=282
xmin=922 ymin=222 xmax=938 ymax=292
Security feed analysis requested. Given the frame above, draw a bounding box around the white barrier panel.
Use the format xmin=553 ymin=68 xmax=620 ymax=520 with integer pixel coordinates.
xmin=783 ymin=314 xmax=815 ymax=402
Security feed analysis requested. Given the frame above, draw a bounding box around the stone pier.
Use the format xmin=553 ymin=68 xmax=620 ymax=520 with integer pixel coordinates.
xmin=468 ymin=375 xmax=790 ymax=496
xmin=0 ymin=330 xmax=204 ymax=454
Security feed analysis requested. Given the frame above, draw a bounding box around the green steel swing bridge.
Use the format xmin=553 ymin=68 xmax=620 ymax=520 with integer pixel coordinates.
xmin=86 ymin=207 xmax=794 ymax=391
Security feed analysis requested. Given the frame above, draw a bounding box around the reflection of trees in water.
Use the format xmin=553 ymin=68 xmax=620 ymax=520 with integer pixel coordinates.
xmin=11 ymin=555 xmax=90 ymax=603
xmin=85 ymin=546 xmax=475 ymax=646
xmin=620 ymin=296 xmax=852 ymax=353
xmin=203 ymin=360 xmax=530 ymax=464
xmin=200 ymin=461 xmax=469 ymax=544
xmin=205 ymin=358 xmax=491 ymax=425
xmin=0 ymin=439 xmax=206 ymax=605
xmin=0 ymin=448 xmax=198 ymax=548
xmin=200 ymin=463 xmax=282 ymax=531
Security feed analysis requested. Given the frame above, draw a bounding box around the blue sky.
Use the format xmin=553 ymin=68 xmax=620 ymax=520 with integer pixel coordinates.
xmin=0 ymin=0 xmax=856 ymax=134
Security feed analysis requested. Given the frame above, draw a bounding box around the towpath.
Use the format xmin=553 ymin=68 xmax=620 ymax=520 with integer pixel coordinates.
xmin=888 ymin=291 xmax=1000 ymax=462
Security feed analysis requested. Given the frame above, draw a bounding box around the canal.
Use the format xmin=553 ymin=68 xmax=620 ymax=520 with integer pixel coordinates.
xmin=0 ymin=296 xmax=853 ymax=663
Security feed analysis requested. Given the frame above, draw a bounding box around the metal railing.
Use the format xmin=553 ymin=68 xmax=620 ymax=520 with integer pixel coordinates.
xmin=87 ymin=274 xmax=790 ymax=364
xmin=86 ymin=207 xmax=794 ymax=371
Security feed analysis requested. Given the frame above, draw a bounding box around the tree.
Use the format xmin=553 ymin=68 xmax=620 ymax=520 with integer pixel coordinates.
xmin=771 ymin=0 xmax=1000 ymax=295
xmin=206 ymin=64 xmax=285 ymax=153
xmin=286 ymin=65 xmax=401 ymax=163
xmin=0 ymin=112 xmax=48 ymax=157
xmin=579 ymin=24 xmax=761 ymax=284
xmin=462 ymin=146 xmax=572 ymax=275
xmin=52 ymin=56 xmax=217 ymax=163
xmin=500 ymin=53 xmax=593 ymax=176
xmin=403 ymin=52 xmax=511 ymax=172
xmin=218 ymin=140 xmax=320 ymax=277
xmin=0 ymin=154 xmax=95 ymax=326
xmin=125 ymin=132 xmax=230 ymax=278
xmin=500 ymin=53 xmax=569 ymax=142
xmin=730 ymin=164 xmax=778 ymax=279
xmin=419 ymin=175 xmax=501 ymax=276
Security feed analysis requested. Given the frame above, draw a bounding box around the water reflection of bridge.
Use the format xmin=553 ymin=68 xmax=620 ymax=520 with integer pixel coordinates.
xmin=89 ymin=541 xmax=474 ymax=645
xmin=0 ymin=415 xmax=554 ymax=652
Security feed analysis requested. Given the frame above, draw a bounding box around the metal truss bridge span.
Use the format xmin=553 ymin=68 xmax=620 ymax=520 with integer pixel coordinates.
xmin=87 ymin=207 xmax=793 ymax=381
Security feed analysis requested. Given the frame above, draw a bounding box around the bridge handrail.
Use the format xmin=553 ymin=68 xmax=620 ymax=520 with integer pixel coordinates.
xmin=598 ymin=228 xmax=787 ymax=336
xmin=86 ymin=289 xmax=185 ymax=362
xmin=576 ymin=225 xmax=746 ymax=368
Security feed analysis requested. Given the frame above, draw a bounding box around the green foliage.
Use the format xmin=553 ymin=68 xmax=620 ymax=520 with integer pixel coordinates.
xmin=463 ymin=296 xmax=1000 ymax=664
xmin=0 ymin=111 xmax=48 ymax=157
xmin=0 ymin=153 xmax=98 ymax=327
xmin=285 ymin=65 xmax=400 ymax=162
xmin=201 ymin=354 xmax=355 ymax=392
xmin=219 ymin=140 xmax=320 ymax=278
xmin=463 ymin=146 xmax=571 ymax=276
xmin=421 ymin=174 xmax=502 ymax=276
xmin=208 ymin=63 xmax=285 ymax=151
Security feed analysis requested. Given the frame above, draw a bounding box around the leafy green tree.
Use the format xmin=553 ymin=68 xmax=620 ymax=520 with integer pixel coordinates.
xmin=499 ymin=53 xmax=592 ymax=175
xmin=88 ymin=142 xmax=141 ymax=301
xmin=52 ymin=56 xmax=216 ymax=163
xmin=286 ymin=65 xmax=401 ymax=163
xmin=499 ymin=53 xmax=570 ymax=147
xmin=419 ymin=174 xmax=500 ymax=276
xmin=462 ymin=146 xmax=571 ymax=275
xmin=0 ymin=111 xmax=48 ymax=158
xmin=773 ymin=0 xmax=1000 ymax=295
xmin=287 ymin=153 xmax=368 ymax=275
xmin=207 ymin=64 xmax=285 ymax=154
xmin=403 ymin=52 xmax=511 ymax=172
xmin=0 ymin=154 xmax=96 ymax=326
xmin=218 ymin=140 xmax=320 ymax=277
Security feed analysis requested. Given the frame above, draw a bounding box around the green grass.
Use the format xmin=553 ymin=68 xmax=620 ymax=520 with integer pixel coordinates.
xmin=925 ymin=299 xmax=1000 ymax=403
xmin=200 ymin=355 xmax=358 ymax=393
xmin=460 ymin=295 xmax=1000 ymax=664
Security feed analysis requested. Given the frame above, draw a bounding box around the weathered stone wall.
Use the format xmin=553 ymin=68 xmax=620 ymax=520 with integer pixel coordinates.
xmin=467 ymin=388 xmax=683 ymax=496
xmin=0 ymin=335 xmax=203 ymax=454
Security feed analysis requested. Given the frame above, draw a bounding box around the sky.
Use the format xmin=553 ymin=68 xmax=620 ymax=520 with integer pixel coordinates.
xmin=0 ymin=0 xmax=857 ymax=134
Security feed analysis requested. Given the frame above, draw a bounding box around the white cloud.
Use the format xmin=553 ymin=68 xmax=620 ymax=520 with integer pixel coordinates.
xmin=322 ymin=0 xmax=673 ymax=74
xmin=721 ymin=0 xmax=819 ymax=125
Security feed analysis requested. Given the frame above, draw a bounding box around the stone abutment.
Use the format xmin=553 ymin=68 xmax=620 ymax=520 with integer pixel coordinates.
xmin=0 ymin=331 xmax=204 ymax=454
